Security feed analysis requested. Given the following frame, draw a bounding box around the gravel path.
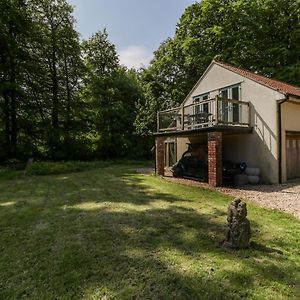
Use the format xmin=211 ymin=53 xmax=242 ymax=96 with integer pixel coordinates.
xmin=136 ymin=168 xmax=300 ymax=219
xmin=163 ymin=176 xmax=300 ymax=219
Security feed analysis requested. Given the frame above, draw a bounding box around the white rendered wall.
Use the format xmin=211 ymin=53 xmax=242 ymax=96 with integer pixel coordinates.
xmin=181 ymin=63 xmax=285 ymax=183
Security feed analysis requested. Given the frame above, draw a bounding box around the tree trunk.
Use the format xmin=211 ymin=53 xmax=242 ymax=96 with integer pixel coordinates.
xmin=5 ymin=24 xmax=18 ymax=157
xmin=4 ymin=93 xmax=11 ymax=156
xmin=51 ymin=43 xmax=59 ymax=130
xmin=10 ymin=63 xmax=17 ymax=156
xmin=63 ymin=50 xmax=71 ymax=133
xmin=50 ymin=26 xmax=59 ymax=156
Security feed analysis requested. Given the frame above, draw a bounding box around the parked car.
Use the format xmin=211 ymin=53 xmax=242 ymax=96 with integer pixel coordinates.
xmin=171 ymin=144 xmax=208 ymax=181
xmin=172 ymin=143 xmax=246 ymax=184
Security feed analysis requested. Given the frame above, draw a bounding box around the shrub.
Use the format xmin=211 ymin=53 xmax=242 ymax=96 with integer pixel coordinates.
xmin=26 ymin=161 xmax=108 ymax=176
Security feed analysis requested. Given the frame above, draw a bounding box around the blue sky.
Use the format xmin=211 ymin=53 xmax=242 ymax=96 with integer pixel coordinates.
xmin=68 ymin=0 xmax=196 ymax=68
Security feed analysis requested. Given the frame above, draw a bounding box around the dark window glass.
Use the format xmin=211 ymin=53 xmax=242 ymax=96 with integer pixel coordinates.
xmin=232 ymin=86 xmax=240 ymax=100
xmin=221 ymin=89 xmax=229 ymax=99
xmin=233 ymin=104 xmax=239 ymax=123
xmin=203 ymin=103 xmax=209 ymax=113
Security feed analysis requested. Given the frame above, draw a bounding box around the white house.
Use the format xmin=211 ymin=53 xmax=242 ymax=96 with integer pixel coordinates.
xmin=154 ymin=60 xmax=300 ymax=186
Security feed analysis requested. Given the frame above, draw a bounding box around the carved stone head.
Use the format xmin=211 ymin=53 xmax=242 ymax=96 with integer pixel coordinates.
xmin=237 ymin=202 xmax=247 ymax=220
xmin=232 ymin=198 xmax=241 ymax=207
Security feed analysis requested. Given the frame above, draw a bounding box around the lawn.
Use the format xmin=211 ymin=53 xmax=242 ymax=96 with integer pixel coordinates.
xmin=0 ymin=161 xmax=299 ymax=299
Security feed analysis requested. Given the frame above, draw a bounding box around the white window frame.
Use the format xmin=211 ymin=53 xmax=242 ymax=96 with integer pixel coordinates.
xmin=193 ymin=93 xmax=210 ymax=115
xmin=164 ymin=140 xmax=177 ymax=167
xmin=219 ymin=84 xmax=242 ymax=123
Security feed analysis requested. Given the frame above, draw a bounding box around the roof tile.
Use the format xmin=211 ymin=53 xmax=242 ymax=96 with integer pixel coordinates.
xmin=214 ymin=60 xmax=300 ymax=97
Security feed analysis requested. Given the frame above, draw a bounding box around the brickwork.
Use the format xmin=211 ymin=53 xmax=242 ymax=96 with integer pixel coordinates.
xmin=208 ymin=132 xmax=223 ymax=187
xmin=155 ymin=137 xmax=165 ymax=176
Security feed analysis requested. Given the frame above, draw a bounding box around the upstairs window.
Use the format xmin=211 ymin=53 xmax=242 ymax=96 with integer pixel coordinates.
xmin=220 ymin=84 xmax=241 ymax=100
xmin=219 ymin=84 xmax=241 ymax=123
xmin=193 ymin=93 xmax=210 ymax=114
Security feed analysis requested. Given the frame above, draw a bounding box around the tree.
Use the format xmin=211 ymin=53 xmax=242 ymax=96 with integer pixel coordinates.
xmin=27 ymin=0 xmax=83 ymax=158
xmin=81 ymin=30 xmax=119 ymax=157
xmin=0 ymin=0 xmax=32 ymax=158
xmin=0 ymin=1 xmax=149 ymax=161
xmin=82 ymin=30 xmax=146 ymax=158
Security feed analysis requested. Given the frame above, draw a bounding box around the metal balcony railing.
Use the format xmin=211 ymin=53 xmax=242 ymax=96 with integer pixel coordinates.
xmin=157 ymin=96 xmax=251 ymax=132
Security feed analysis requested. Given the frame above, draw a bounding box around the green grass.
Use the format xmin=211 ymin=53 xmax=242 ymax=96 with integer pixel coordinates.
xmin=0 ymin=162 xmax=299 ymax=299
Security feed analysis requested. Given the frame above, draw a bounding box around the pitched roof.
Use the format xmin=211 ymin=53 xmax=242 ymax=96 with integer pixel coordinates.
xmin=214 ymin=60 xmax=300 ymax=98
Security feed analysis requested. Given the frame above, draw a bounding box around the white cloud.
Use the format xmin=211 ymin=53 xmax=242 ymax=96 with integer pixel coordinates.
xmin=118 ymin=45 xmax=153 ymax=69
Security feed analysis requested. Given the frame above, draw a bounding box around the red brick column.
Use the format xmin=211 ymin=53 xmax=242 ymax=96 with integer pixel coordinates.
xmin=208 ymin=132 xmax=223 ymax=187
xmin=155 ymin=137 xmax=165 ymax=176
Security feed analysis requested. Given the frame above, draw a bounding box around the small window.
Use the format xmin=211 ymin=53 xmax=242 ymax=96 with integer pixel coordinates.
xmin=193 ymin=93 xmax=210 ymax=115
xmin=219 ymin=84 xmax=241 ymax=100
xmin=221 ymin=89 xmax=229 ymax=99
xmin=232 ymin=86 xmax=239 ymax=100
xmin=193 ymin=93 xmax=209 ymax=102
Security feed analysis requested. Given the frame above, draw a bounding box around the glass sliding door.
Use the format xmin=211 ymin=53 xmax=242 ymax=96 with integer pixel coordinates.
xmin=232 ymin=86 xmax=240 ymax=123
xmin=219 ymin=84 xmax=241 ymax=124
xmin=220 ymin=89 xmax=229 ymax=123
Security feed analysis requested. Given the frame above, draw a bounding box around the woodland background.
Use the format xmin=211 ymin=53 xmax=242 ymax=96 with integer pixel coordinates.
xmin=1 ymin=0 xmax=299 ymax=161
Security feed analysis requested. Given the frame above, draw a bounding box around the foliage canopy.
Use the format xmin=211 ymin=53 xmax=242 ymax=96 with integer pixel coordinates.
xmin=0 ymin=0 xmax=299 ymax=159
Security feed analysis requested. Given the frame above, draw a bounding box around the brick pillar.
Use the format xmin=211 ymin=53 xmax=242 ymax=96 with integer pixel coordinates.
xmin=155 ymin=137 xmax=165 ymax=176
xmin=208 ymin=132 xmax=223 ymax=187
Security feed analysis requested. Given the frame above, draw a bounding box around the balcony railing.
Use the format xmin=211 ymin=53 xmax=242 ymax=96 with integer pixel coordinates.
xmin=157 ymin=96 xmax=250 ymax=132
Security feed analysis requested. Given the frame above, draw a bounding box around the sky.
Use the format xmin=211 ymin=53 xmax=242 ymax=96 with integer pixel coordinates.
xmin=67 ymin=0 xmax=196 ymax=69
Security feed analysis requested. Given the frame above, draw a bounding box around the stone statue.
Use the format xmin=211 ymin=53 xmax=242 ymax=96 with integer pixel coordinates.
xmin=26 ymin=158 xmax=34 ymax=168
xmin=224 ymin=198 xmax=251 ymax=249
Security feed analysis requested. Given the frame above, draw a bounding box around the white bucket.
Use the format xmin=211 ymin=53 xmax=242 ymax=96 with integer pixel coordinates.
xmin=245 ymin=168 xmax=260 ymax=176
xmin=248 ymin=175 xmax=260 ymax=184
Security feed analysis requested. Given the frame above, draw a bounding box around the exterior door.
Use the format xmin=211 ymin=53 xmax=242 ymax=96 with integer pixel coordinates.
xmin=165 ymin=141 xmax=177 ymax=167
xmin=286 ymin=133 xmax=300 ymax=180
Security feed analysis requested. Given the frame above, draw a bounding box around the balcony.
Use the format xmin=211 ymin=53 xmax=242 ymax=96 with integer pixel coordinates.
xmin=157 ymin=96 xmax=251 ymax=133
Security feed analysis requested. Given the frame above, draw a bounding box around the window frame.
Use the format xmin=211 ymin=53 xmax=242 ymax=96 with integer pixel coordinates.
xmin=219 ymin=84 xmax=241 ymax=100
xmin=164 ymin=140 xmax=177 ymax=167
xmin=193 ymin=93 xmax=210 ymax=115
xmin=219 ymin=84 xmax=242 ymax=123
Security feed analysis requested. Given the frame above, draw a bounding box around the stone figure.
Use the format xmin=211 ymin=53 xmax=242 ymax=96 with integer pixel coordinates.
xmin=224 ymin=198 xmax=251 ymax=249
xmin=26 ymin=158 xmax=34 ymax=168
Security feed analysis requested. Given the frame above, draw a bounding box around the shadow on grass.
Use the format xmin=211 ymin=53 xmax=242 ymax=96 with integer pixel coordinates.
xmin=250 ymin=241 xmax=284 ymax=255
xmin=0 ymin=166 xmax=299 ymax=299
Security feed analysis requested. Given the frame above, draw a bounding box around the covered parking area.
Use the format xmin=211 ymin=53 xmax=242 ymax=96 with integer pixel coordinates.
xmin=155 ymin=126 xmax=252 ymax=187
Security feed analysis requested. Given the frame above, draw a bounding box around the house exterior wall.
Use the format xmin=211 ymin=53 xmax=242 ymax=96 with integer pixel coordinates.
xmin=176 ymin=137 xmax=189 ymax=161
xmin=183 ymin=63 xmax=285 ymax=183
xmin=281 ymin=99 xmax=300 ymax=182
xmin=222 ymin=134 xmax=278 ymax=183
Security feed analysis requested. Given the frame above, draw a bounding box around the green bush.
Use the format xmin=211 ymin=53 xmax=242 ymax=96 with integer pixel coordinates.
xmin=26 ymin=161 xmax=108 ymax=176
xmin=0 ymin=168 xmax=23 ymax=181
xmin=0 ymin=159 xmax=153 ymax=178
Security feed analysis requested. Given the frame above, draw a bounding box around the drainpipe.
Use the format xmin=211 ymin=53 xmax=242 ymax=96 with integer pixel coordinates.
xmin=277 ymin=97 xmax=288 ymax=183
